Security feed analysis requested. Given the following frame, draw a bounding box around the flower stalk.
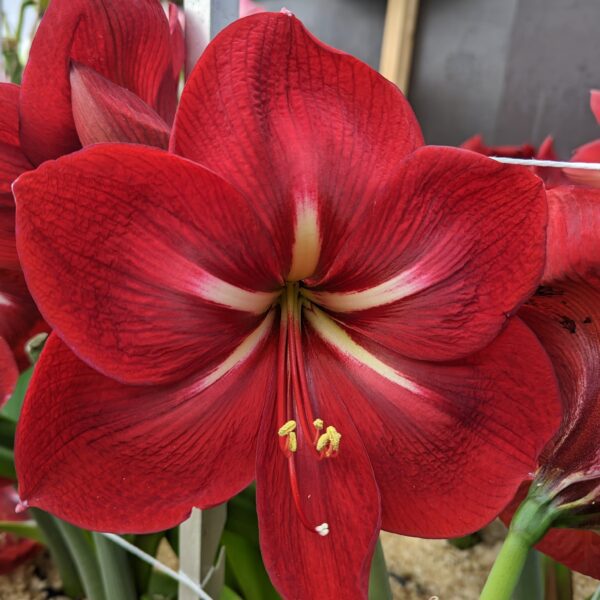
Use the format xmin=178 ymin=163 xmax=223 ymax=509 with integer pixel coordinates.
xmin=481 ymin=485 xmax=559 ymax=600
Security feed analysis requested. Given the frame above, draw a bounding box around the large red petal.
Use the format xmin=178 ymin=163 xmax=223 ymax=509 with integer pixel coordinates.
xmin=543 ymin=186 xmax=600 ymax=283
xmin=70 ymin=63 xmax=170 ymax=148
xmin=256 ymin=350 xmax=380 ymax=599
xmin=0 ymin=337 xmax=17 ymax=406
xmin=16 ymin=327 xmax=276 ymax=532
xmin=304 ymin=307 xmax=561 ymax=537
xmin=14 ymin=144 xmax=284 ymax=385
xmin=172 ymin=12 xmax=422 ymax=280
xmin=155 ymin=3 xmax=185 ymax=125
xmin=309 ymin=147 xmax=547 ymax=361
xmin=20 ymin=0 xmax=173 ymax=164
xmin=0 ymin=84 xmax=32 ymax=270
xmin=520 ymin=278 xmax=600 ymax=477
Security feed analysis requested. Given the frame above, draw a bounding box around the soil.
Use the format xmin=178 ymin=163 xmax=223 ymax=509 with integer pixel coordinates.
xmin=0 ymin=524 xmax=597 ymax=599
xmin=381 ymin=522 xmax=599 ymax=599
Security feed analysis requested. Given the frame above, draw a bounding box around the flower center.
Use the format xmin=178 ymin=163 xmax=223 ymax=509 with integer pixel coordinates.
xmin=275 ymin=282 xmax=341 ymax=536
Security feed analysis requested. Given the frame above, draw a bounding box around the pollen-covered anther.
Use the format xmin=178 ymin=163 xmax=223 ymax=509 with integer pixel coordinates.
xmin=278 ymin=420 xmax=298 ymax=453
xmin=278 ymin=420 xmax=297 ymax=436
xmin=313 ymin=418 xmax=324 ymax=430
xmin=316 ymin=425 xmax=342 ymax=457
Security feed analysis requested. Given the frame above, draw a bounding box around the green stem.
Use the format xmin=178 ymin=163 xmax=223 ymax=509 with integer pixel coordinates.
xmin=55 ymin=520 xmax=106 ymax=600
xmin=481 ymin=487 xmax=558 ymax=600
xmin=29 ymin=509 xmax=85 ymax=598
xmin=368 ymin=538 xmax=392 ymax=600
xmin=92 ymin=533 xmax=137 ymax=600
xmin=480 ymin=529 xmax=531 ymax=600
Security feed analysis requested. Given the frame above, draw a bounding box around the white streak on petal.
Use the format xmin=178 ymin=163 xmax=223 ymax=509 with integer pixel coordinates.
xmin=0 ymin=293 xmax=14 ymax=308
xmin=287 ymin=199 xmax=321 ymax=282
xmin=192 ymin=310 xmax=275 ymax=393
xmin=307 ymin=264 xmax=430 ymax=312
xmin=195 ymin=272 xmax=279 ymax=314
xmin=304 ymin=305 xmax=423 ymax=395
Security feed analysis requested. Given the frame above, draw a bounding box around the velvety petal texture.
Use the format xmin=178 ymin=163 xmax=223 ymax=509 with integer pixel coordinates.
xmin=20 ymin=0 xmax=175 ymax=164
xmin=543 ymin=186 xmax=600 ymax=283
xmin=70 ymin=63 xmax=170 ymax=148
xmin=14 ymin=145 xmax=284 ymax=385
xmin=308 ymin=147 xmax=547 ymax=361
xmin=520 ymin=277 xmax=600 ymax=481
xmin=303 ymin=308 xmax=561 ymax=537
xmin=16 ymin=328 xmax=276 ymax=532
xmin=0 ymin=84 xmax=32 ymax=270
xmin=172 ymin=12 xmax=423 ymax=279
xmin=257 ymin=365 xmax=380 ymax=599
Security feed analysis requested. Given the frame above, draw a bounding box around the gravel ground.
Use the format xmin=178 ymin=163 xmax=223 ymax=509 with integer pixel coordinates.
xmin=381 ymin=522 xmax=599 ymax=600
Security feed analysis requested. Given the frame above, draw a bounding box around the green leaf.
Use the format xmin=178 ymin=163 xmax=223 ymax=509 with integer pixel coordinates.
xmin=0 ymin=446 xmax=16 ymax=479
xmin=92 ymin=532 xmax=137 ymax=600
xmin=368 ymin=538 xmax=392 ymax=600
xmin=55 ymin=519 xmax=106 ymax=600
xmin=143 ymin=569 xmax=178 ymax=600
xmin=221 ymin=530 xmax=280 ymax=600
xmin=0 ymin=519 xmax=44 ymax=543
xmin=30 ymin=509 xmax=85 ymax=598
xmin=2 ymin=367 xmax=33 ymax=422
xmin=0 ymin=416 xmax=16 ymax=448
xmin=132 ymin=533 xmax=165 ymax=594
xmin=220 ymin=585 xmax=244 ymax=600
xmin=543 ymin=555 xmax=573 ymax=600
xmin=513 ymin=548 xmax=544 ymax=600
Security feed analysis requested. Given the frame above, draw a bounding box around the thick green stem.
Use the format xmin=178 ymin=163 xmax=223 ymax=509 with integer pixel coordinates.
xmin=480 ymin=488 xmax=558 ymax=600
xmin=480 ymin=529 xmax=531 ymax=600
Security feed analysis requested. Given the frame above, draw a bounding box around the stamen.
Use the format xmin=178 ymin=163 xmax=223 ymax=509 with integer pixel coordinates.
xmin=316 ymin=426 xmax=342 ymax=457
xmin=313 ymin=418 xmax=324 ymax=430
xmin=278 ymin=420 xmax=297 ymax=436
xmin=287 ymin=431 xmax=298 ymax=453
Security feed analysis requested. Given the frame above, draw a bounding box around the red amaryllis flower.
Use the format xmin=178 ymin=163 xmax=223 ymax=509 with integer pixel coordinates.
xmin=14 ymin=13 xmax=561 ymax=598
xmin=501 ymin=186 xmax=600 ymax=578
xmin=461 ymin=134 xmax=563 ymax=186
xmin=0 ymin=481 xmax=39 ymax=574
xmin=460 ymin=134 xmax=537 ymax=159
xmin=19 ymin=0 xmax=183 ymax=163
xmin=563 ymin=90 xmax=600 ymax=187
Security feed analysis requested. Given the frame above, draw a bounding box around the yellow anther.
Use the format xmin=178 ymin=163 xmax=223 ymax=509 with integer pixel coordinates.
xmin=278 ymin=420 xmax=297 ymax=436
xmin=326 ymin=426 xmax=341 ymax=452
xmin=288 ymin=432 xmax=298 ymax=452
xmin=316 ymin=432 xmax=330 ymax=452
xmin=313 ymin=418 xmax=324 ymax=430
xmin=316 ymin=425 xmax=342 ymax=455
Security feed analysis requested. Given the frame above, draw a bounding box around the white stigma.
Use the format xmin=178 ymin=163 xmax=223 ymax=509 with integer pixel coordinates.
xmin=315 ymin=522 xmax=330 ymax=536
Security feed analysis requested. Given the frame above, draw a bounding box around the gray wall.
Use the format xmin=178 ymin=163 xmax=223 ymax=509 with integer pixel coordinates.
xmin=255 ymin=0 xmax=600 ymax=157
